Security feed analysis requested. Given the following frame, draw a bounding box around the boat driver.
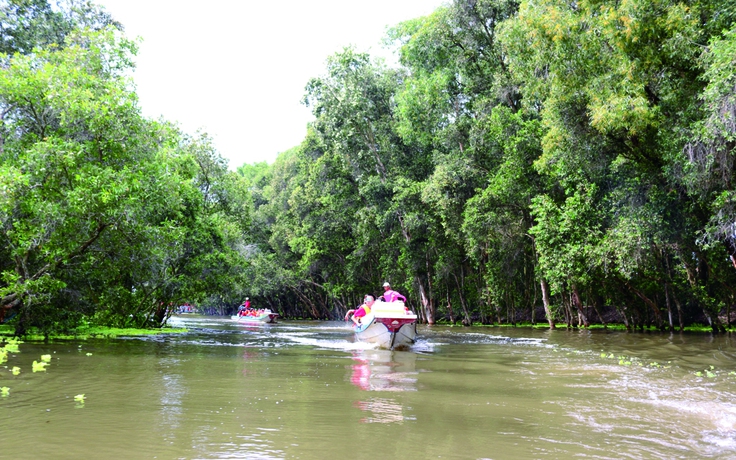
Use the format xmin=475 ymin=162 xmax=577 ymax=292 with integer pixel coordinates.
xmin=379 ymin=282 xmax=407 ymax=303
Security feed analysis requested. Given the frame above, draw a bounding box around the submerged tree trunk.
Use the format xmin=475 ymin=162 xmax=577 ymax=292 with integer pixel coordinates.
xmin=452 ymin=271 xmax=471 ymax=326
xmin=540 ymin=279 xmax=555 ymax=329
xmin=664 ymin=282 xmax=674 ymax=332
xmin=590 ymin=290 xmax=607 ymax=328
xmin=446 ymin=287 xmax=455 ymax=324
xmin=416 ymin=278 xmax=434 ymax=325
xmin=684 ymin=256 xmax=725 ymax=333
xmin=561 ymin=290 xmax=573 ymax=328
xmin=627 ymin=284 xmax=664 ymax=331
xmin=571 ymin=284 xmax=589 ymax=327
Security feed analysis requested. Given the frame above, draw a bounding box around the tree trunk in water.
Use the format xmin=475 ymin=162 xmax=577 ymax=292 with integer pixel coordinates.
xmin=446 ymin=289 xmax=455 ymax=324
xmin=416 ymin=277 xmax=434 ymax=325
xmin=684 ymin=256 xmax=725 ymax=333
xmin=561 ymin=291 xmax=572 ymax=328
xmin=590 ymin=291 xmax=607 ymax=328
xmin=452 ymin=271 xmax=471 ymax=326
xmin=540 ymin=279 xmax=555 ymax=329
xmin=664 ymin=282 xmax=674 ymax=332
xmin=571 ymin=284 xmax=590 ymax=327
xmin=627 ymin=283 xmax=664 ymax=330
xmin=727 ymin=294 xmax=732 ymax=328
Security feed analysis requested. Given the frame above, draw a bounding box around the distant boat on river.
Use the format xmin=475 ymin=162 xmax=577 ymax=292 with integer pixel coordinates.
xmin=176 ymin=304 xmax=197 ymax=314
xmin=231 ymin=309 xmax=279 ymax=324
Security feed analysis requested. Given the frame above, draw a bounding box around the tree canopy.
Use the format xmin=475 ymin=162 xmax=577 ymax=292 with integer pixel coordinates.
xmin=3 ymin=0 xmax=736 ymax=334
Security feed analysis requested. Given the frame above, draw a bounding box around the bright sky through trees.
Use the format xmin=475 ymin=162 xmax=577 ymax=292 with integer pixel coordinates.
xmin=95 ymin=0 xmax=446 ymax=168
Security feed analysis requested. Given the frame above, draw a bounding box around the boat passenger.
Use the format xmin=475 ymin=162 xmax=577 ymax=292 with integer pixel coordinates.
xmin=238 ymin=298 xmax=251 ymax=316
xmin=347 ymin=295 xmax=375 ymax=325
xmin=379 ymin=282 xmax=407 ymax=303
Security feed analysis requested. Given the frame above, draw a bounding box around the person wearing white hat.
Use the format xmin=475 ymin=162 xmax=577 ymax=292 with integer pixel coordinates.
xmin=380 ymin=282 xmax=406 ymax=303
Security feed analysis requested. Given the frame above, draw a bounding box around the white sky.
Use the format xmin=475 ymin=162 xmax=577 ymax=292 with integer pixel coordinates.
xmin=95 ymin=0 xmax=446 ymax=169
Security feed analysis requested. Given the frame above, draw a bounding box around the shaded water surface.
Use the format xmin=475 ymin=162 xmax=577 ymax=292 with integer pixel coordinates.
xmin=2 ymin=317 xmax=736 ymax=459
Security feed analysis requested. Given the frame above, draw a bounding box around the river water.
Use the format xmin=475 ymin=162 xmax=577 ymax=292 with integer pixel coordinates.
xmin=2 ymin=316 xmax=736 ymax=459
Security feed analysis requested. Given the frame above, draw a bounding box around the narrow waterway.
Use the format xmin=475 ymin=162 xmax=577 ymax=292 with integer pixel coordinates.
xmin=2 ymin=316 xmax=736 ymax=459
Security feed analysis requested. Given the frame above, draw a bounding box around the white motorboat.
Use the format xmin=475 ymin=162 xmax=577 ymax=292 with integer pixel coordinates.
xmin=231 ymin=309 xmax=278 ymax=324
xmin=353 ymin=301 xmax=417 ymax=350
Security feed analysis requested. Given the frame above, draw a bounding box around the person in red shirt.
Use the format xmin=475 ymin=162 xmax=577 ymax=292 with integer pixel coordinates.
xmin=238 ymin=298 xmax=252 ymax=316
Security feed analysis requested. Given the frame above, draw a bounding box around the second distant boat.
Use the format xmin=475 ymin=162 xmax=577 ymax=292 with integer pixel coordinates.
xmin=231 ymin=309 xmax=279 ymax=324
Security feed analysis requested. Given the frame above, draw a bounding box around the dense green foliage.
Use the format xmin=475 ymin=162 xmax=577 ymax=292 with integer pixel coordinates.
xmin=0 ymin=1 xmax=250 ymax=335
xmin=2 ymin=0 xmax=736 ymax=334
xmin=241 ymin=0 xmax=736 ymax=331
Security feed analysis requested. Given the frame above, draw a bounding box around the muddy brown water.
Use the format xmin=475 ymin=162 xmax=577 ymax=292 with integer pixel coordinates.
xmin=2 ymin=316 xmax=736 ymax=459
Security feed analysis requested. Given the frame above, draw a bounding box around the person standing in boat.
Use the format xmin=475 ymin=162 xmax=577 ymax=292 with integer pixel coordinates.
xmin=238 ymin=298 xmax=251 ymax=316
xmin=379 ymin=282 xmax=407 ymax=303
xmin=345 ymin=295 xmax=375 ymax=325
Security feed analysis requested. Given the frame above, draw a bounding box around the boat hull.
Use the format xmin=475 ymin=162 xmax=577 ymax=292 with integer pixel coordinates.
xmin=350 ymin=301 xmax=417 ymax=350
xmin=231 ymin=312 xmax=278 ymax=324
xmin=355 ymin=319 xmax=417 ymax=350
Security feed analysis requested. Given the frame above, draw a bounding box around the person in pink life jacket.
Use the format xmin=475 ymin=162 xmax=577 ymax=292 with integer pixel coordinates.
xmin=379 ymin=282 xmax=407 ymax=303
xmin=345 ymin=295 xmax=375 ymax=325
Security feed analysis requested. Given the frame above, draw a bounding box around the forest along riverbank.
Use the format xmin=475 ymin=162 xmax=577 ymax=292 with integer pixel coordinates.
xmin=2 ymin=316 xmax=735 ymax=459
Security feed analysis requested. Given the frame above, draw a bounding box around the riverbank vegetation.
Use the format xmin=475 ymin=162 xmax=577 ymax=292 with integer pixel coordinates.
xmin=2 ymin=0 xmax=736 ymax=335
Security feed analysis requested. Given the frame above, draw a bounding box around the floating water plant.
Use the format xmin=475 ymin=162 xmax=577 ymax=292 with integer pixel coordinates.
xmin=32 ymin=360 xmax=47 ymax=372
xmin=86 ymin=353 xmax=93 ymax=356
xmin=74 ymin=394 xmax=86 ymax=402
xmin=40 ymin=354 xmax=51 ymax=363
xmin=695 ymin=369 xmax=717 ymax=378
xmin=1 ymin=387 xmax=9 ymax=397
xmin=12 ymin=366 xmax=20 ymax=375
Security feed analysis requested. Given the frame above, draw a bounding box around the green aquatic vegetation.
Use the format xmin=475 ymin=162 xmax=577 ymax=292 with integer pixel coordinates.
xmin=12 ymin=366 xmax=20 ymax=375
xmin=1 ymin=387 xmax=9 ymax=397
xmin=602 ymin=352 xmax=661 ymax=369
xmin=695 ymin=368 xmax=719 ymax=378
xmin=86 ymin=353 xmax=93 ymax=356
xmin=31 ymin=360 xmax=47 ymax=372
xmin=0 ymin=349 xmax=7 ymax=364
xmin=1 ymin=325 xmax=187 ymax=341
xmin=40 ymin=354 xmax=51 ymax=363
xmin=74 ymin=394 xmax=86 ymax=402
